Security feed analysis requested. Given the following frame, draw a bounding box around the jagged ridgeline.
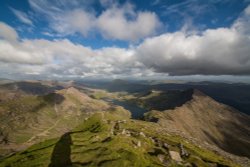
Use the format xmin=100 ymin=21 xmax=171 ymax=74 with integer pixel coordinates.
xmin=0 ymin=110 xmax=238 ymax=167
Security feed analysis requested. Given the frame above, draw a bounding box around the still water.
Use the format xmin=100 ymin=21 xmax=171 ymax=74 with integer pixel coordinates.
xmin=104 ymin=98 xmax=148 ymax=119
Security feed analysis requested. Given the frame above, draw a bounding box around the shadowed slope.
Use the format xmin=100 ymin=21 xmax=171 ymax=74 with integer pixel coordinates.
xmin=137 ymin=89 xmax=193 ymax=111
xmin=49 ymin=132 xmax=72 ymax=167
xmin=144 ymin=89 xmax=250 ymax=158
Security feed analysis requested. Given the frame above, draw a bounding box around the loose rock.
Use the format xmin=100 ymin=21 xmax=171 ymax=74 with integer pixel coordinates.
xmin=169 ymin=151 xmax=183 ymax=162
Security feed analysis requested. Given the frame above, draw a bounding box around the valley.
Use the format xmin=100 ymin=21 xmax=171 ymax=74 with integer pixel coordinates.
xmin=0 ymin=80 xmax=249 ymax=167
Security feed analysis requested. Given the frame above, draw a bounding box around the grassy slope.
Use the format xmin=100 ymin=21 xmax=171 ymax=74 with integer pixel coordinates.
xmin=0 ymin=87 xmax=109 ymax=157
xmin=0 ymin=110 xmax=239 ymax=167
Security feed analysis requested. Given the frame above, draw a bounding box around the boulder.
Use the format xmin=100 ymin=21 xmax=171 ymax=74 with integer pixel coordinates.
xmin=169 ymin=151 xmax=183 ymax=162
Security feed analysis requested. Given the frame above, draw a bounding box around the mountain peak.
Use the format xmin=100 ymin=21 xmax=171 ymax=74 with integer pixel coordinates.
xmin=191 ymin=88 xmax=208 ymax=98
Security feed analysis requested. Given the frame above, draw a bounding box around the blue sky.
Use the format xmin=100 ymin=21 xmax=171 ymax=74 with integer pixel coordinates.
xmin=0 ymin=0 xmax=248 ymax=48
xmin=0 ymin=0 xmax=250 ymax=81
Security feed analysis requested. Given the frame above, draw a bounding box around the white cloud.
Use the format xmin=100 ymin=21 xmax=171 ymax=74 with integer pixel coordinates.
xmin=50 ymin=9 xmax=95 ymax=36
xmin=96 ymin=4 xmax=161 ymax=41
xmin=232 ymin=4 xmax=250 ymax=34
xmin=136 ymin=5 xmax=250 ymax=75
xmin=0 ymin=21 xmax=144 ymax=78
xmin=10 ymin=7 xmax=33 ymax=25
xmin=0 ymin=22 xmax=18 ymax=42
xmin=1 ymin=5 xmax=250 ymax=79
xmin=28 ymin=0 xmax=161 ymax=41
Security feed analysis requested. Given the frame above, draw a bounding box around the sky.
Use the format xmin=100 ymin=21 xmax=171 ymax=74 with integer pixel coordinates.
xmin=0 ymin=0 xmax=250 ymax=82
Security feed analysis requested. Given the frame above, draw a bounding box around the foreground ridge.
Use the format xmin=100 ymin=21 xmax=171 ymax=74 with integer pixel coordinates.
xmin=0 ymin=110 xmax=240 ymax=167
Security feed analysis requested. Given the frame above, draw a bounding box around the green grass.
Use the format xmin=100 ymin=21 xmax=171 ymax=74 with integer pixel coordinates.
xmin=0 ymin=138 xmax=58 ymax=167
xmin=0 ymin=110 xmax=240 ymax=167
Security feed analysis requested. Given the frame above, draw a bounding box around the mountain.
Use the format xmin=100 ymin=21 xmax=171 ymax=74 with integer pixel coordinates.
xmin=144 ymin=89 xmax=250 ymax=159
xmin=136 ymin=89 xmax=193 ymax=111
xmin=0 ymin=81 xmax=249 ymax=166
xmin=0 ymin=110 xmax=239 ymax=167
xmin=0 ymin=86 xmax=112 ymax=157
xmin=77 ymin=80 xmax=250 ymax=115
xmin=0 ymin=81 xmax=63 ymax=95
xmin=149 ymin=82 xmax=250 ymax=115
xmin=77 ymin=79 xmax=150 ymax=93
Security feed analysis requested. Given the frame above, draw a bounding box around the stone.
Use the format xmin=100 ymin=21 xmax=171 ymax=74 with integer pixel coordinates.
xmin=149 ymin=137 xmax=155 ymax=143
xmin=163 ymin=143 xmax=169 ymax=149
xmin=126 ymin=133 xmax=131 ymax=137
xmin=169 ymin=151 xmax=183 ymax=162
xmin=179 ymin=143 xmax=189 ymax=157
xmin=137 ymin=141 xmax=141 ymax=147
xmin=122 ymin=129 xmax=126 ymax=135
xmin=157 ymin=154 xmax=165 ymax=163
xmin=139 ymin=132 xmax=146 ymax=137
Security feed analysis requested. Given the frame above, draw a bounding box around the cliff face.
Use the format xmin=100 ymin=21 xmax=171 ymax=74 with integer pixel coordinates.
xmin=144 ymin=89 xmax=250 ymax=158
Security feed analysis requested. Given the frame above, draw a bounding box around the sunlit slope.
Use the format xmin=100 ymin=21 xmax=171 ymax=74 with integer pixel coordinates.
xmin=0 ymin=110 xmax=239 ymax=167
xmin=0 ymin=87 xmax=110 ymax=157
xmin=144 ymin=89 xmax=250 ymax=159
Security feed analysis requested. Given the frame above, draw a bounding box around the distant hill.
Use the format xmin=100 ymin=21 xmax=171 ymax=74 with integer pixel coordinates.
xmin=0 ymin=81 xmax=64 ymax=95
xmin=78 ymin=80 xmax=250 ymax=115
xmin=144 ymin=89 xmax=250 ymax=159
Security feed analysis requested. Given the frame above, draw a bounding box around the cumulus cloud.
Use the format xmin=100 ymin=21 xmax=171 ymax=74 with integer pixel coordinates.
xmin=136 ymin=5 xmax=250 ymax=75
xmin=0 ymin=21 xmax=145 ymax=78
xmin=96 ymin=4 xmax=161 ymax=41
xmin=28 ymin=0 xmax=161 ymax=41
xmin=10 ymin=7 xmax=33 ymax=25
xmin=1 ymin=4 xmax=250 ymax=79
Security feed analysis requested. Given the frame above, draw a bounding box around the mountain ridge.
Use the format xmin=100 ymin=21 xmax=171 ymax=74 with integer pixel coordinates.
xmin=0 ymin=82 xmax=249 ymax=166
xmin=0 ymin=111 xmax=240 ymax=167
xmin=144 ymin=89 xmax=250 ymax=159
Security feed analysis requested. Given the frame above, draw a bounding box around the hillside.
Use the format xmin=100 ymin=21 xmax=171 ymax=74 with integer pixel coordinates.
xmin=144 ymin=89 xmax=250 ymax=159
xmin=0 ymin=110 xmax=239 ymax=167
xmin=136 ymin=89 xmax=193 ymax=111
xmin=0 ymin=82 xmax=249 ymax=166
xmin=0 ymin=87 xmax=111 ymax=158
